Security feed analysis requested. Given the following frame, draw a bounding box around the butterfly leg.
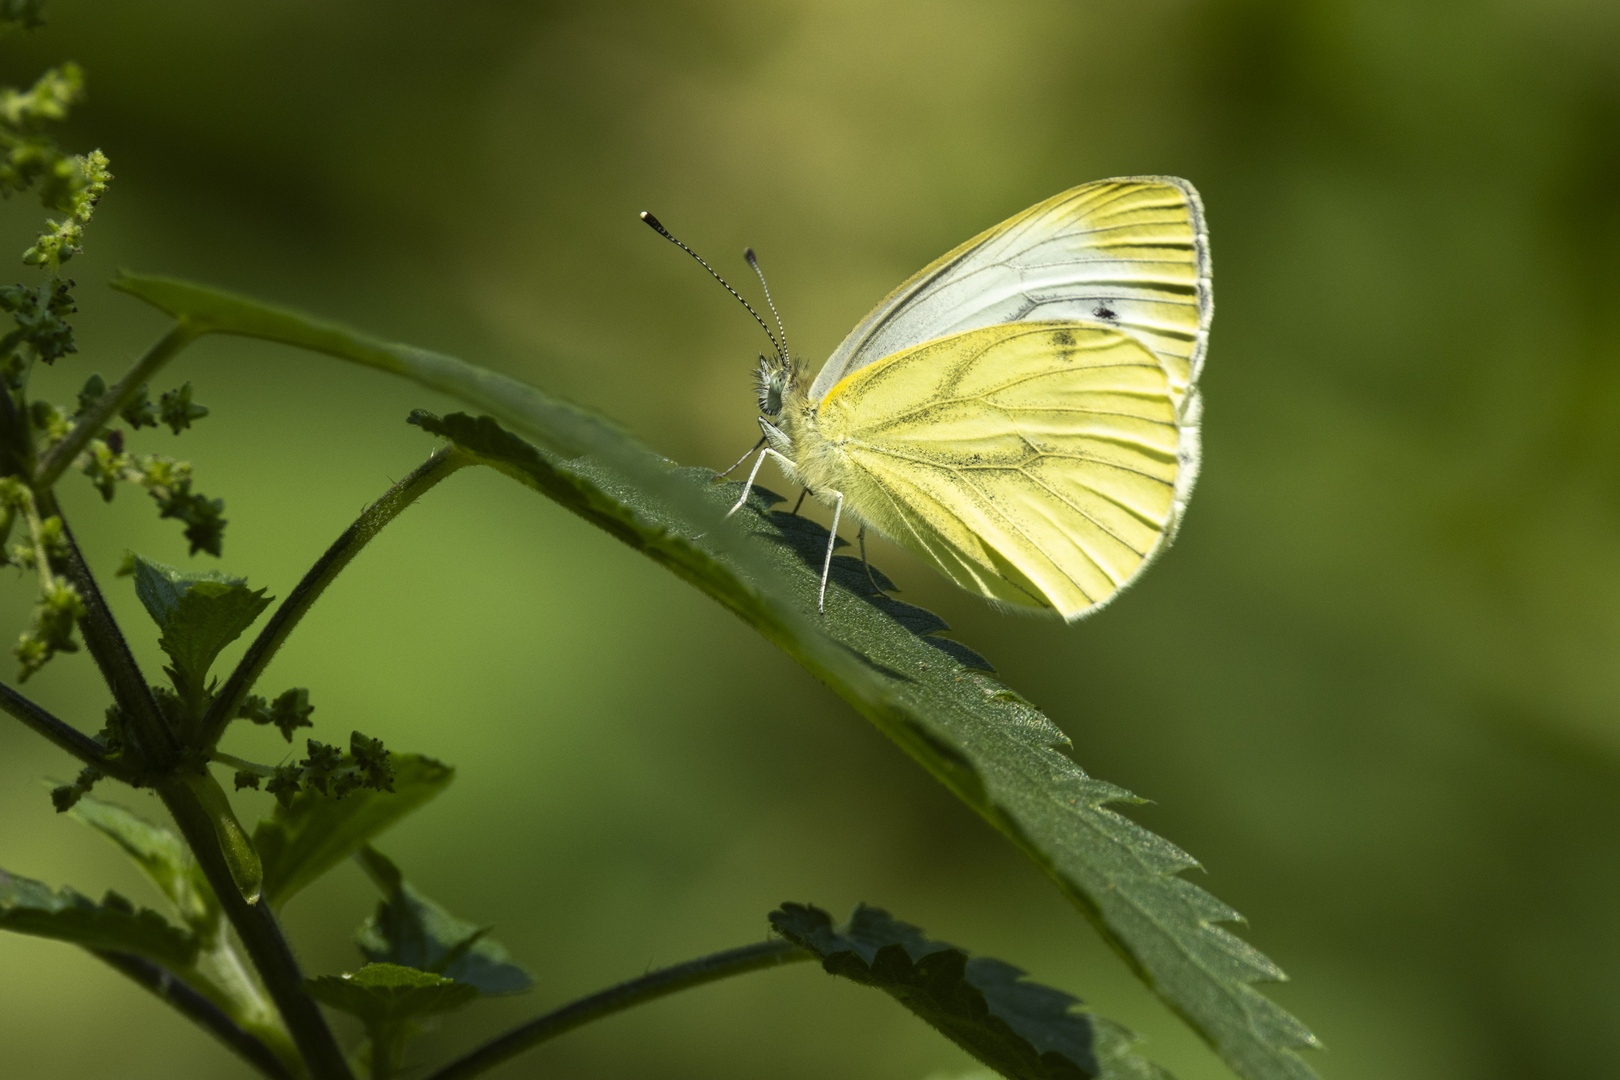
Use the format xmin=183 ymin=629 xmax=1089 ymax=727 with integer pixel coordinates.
xmin=727 ymin=447 xmax=800 ymax=517
xmin=858 ymin=525 xmax=883 ymax=594
xmin=819 ymin=490 xmax=843 ymax=615
xmin=715 ymin=436 xmax=766 ymax=480
xmin=790 ymin=488 xmax=809 ymax=516
xmin=726 ymin=448 xmax=770 ymax=517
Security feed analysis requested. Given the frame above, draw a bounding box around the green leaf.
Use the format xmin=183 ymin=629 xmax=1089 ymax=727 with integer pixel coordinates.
xmin=773 ymin=903 xmax=1170 ymax=1080
xmin=305 ymin=963 xmax=478 ymax=1026
xmin=0 ymin=868 xmax=198 ymax=970
xmin=354 ymin=846 xmax=532 ymax=995
xmin=111 ymin=273 xmax=1321 ymax=1080
xmin=130 ymin=554 xmax=270 ymax=702
xmin=68 ymin=794 xmax=218 ymax=934
xmin=253 ymin=754 xmax=453 ymax=908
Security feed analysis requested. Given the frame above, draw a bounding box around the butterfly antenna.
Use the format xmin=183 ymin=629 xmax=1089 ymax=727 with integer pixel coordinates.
xmin=744 ymin=247 xmax=789 ymax=361
xmin=641 ymin=211 xmax=784 ymax=363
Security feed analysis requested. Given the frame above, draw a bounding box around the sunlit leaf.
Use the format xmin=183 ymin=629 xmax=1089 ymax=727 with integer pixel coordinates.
xmin=253 ymin=754 xmax=453 ymax=908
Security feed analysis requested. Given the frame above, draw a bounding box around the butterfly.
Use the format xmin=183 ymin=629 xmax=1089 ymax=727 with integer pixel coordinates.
xmin=647 ymin=176 xmax=1210 ymax=620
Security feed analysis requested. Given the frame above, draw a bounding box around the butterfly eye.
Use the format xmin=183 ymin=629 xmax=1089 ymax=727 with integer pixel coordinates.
xmin=756 ymin=357 xmax=787 ymax=416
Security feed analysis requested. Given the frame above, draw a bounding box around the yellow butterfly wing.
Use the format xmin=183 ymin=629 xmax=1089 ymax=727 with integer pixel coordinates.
xmin=808 ymin=321 xmax=1184 ymax=620
xmin=809 ymin=177 xmax=1211 ymax=408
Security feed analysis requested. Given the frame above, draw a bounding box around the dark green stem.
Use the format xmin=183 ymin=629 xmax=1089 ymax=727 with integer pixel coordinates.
xmin=202 ymin=446 xmax=467 ymax=743
xmin=0 ymin=678 xmax=127 ymax=778
xmin=33 ymin=493 xmax=343 ymax=1075
xmin=94 ymin=950 xmax=294 ymax=1080
xmin=421 ymin=939 xmax=810 ymax=1080
xmin=38 ymin=491 xmax=177 ymax=769
xmin=161 ymin=777 xmax=352 ymax=1080
xmin=33 ymin=321 xmax=201 ymax=489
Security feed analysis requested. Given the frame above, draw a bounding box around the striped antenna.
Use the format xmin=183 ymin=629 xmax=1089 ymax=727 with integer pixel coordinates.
xmin=641 ymin=212 xmax=783 ymax=363
xmin=744 ymin=247 xmax=789 ymax=362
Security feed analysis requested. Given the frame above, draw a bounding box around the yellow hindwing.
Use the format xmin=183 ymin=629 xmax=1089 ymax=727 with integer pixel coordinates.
xmin=802 ymin=321 xmax=1181 ymax=620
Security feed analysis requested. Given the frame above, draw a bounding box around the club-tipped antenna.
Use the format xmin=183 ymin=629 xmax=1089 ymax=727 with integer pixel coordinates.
xmin=641 ymin=211 xmax=783 ymax=363
xmin=744 ymin=247 xmax=789 ymax=362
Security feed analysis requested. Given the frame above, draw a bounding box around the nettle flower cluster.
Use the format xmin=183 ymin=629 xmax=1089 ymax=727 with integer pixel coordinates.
xmin=0 ymin=59 xmax=220 ymax=675
xmin=0 ymin=36 xmax=392 ymax=812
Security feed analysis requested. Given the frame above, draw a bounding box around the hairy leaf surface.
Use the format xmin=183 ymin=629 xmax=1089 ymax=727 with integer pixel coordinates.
xmin=130 ymin=554 xmax=271 ymax=702
xmin=69 ymin=794 xmax=218 ymax=934
xmin=354 ymin=846 xmax=532 ymax=995
xmin=773 ymin=902 xmax=1169 ymax=1080
xmin=253 ymin=754 xmax=453 ymax=908
xmin=112 ymin=272 xmax=1321 ymax=1080
xmin=0 ymin=867 xmax=197 ymax=969
xmin=305 ymin=963 xmax=478 ymax=1025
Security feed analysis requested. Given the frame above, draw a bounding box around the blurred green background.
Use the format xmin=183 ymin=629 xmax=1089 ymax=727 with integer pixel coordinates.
xmin=2 ymin=1 xmax=1619 ymax=1077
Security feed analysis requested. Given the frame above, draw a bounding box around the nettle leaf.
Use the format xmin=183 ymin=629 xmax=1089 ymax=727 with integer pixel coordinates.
xmin=68 ymin=794 xmax=218 ymax=934
xmin=0 ymin=868 xmax=198 ymax=970
xmin=131 ymin=554 xmax=271 ymax=700
xmin=253 ymin=754 xmax=453 ymax=908
xmin=773 ymin=903 xmax=1169 ymax=1080
xmin=354 ymin=846 xmax=532 ymax=995
xmin=111 ymin=272 xmax=1321 ymax=1080
xmin=306 ymin=963 xmax=478 ymax=1026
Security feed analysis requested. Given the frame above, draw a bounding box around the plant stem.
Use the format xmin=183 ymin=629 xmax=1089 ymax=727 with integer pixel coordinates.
xmin=211 ymin=749 xmax=274 ymax=776
xmin=421 ymin=939 xmax=811 ymax=1080
xmin=33 ymin=321 xmax=201 ymax=489
xmin=36 ymin=490 xmax=177 ymax=769
xmin=161 ymin=776 xmax=352 ymax=1080
xmin=0 ymin=678 xmax=126 ymax=776
xmin=93 ymin=949 xmax=295 ymax=1080
xmin=202 ymin=446 xmax=467 ymax=742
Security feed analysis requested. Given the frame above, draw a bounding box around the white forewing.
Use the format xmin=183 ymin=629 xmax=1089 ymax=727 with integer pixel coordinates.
xmin=808 ymin=177 xmax=1212 ymax=407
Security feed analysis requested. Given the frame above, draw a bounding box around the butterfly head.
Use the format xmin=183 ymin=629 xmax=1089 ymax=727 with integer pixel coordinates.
xmin=755 ymin=351 xmax=802 ymax=419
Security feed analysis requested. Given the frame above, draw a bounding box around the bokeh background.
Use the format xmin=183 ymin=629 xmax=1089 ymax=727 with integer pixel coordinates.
xmin=2 ymin=1 xmax=1618 ymax=1078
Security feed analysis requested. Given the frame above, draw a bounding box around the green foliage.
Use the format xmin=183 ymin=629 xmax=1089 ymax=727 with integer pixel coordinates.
xmin=144 ymin=469 xmax=226 ymax=557
xmin=108 ymin=379 xmax=159 ymax=429
xmin=237 ymin=687 xmax=315 ymax=742
xmin=179 ymin=770 xmax=264 ymax=904
xmin=253 ymin=753 xmax=453 ymax=908
xmin=0 ymin=52 xmax=110 ymax=270
xmin=112 ymin=273 xmax=1322 ymax=1080
xmin=306 ymin=962 xmax=479 ymax=1026
xmin=773 ymin=903 xmax=1169 ymax=1080
xmin=15 ymin=573 xmax=81 ymax=678
xmin=49 ymin=763 xmax=101 ymax=811
xmin=0 ymin=0 xmax=47 ymax=33
xmin=354 ymin=846 xmax=532 ymax=995
xmin=158 ymin=381 xmax=209 ymax=433
xmin=235 ymin=729 xmax=396 ymax=806
xmin=72 ymin=448 xmax=228 ymax=552
xmin=0 ymin=279 xmax=75 ymax=376
xmin=22 ymin=145 xmax=108 ymax=269
xmin=0 ymin=476 xmax=81 ymax=679
xmin=131 ymin=554 xmax=270 ymax=714
xmin=68 ymin=795 xmax=218 ymax=935
xmin=0 ymin=63 xmax=83 ymax=200
xmin=0 ymin=867 xmax=198 ymax=970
